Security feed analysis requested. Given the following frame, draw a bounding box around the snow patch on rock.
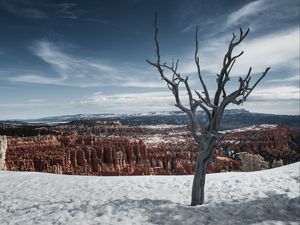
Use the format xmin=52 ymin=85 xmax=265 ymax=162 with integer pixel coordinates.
xmin=221 ymin=124 xmax=278 ymax=133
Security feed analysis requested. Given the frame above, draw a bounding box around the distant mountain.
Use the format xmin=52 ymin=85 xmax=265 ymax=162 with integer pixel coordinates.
xmin=118 ymin=109 xmax=300 ymax=130
xmin=1 ymin=109 xmax=299 ymax=130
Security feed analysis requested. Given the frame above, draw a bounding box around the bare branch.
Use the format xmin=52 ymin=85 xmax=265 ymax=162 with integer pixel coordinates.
xmin=227 ymin=59 xmax=236 ymax=75
xmin=195 ymin=26 xmax=210 ymax=104
xmin=214 ymin=28 xmax=250 ymax=109
xmin=244 ymin=67 xmax=270 ymax=100
xmin=184 ymin=77 xmax=194 ymax=109
xmin=220 ymin=66 xmax=270 ymax=110
xmin=195 ymin=90 xmax=217 ymax=110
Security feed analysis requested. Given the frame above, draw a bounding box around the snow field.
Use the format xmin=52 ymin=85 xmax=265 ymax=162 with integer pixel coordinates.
xmin=0 ymin=162 xmax=299 ymax=225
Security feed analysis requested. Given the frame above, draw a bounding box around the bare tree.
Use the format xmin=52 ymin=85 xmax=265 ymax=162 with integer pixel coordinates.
xmin=147 ymin=14 xmax=270 ymax=206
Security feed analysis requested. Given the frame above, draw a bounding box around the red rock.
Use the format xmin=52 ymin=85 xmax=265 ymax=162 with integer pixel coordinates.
xmin=3 ymin=124 xmax=299 ymax=176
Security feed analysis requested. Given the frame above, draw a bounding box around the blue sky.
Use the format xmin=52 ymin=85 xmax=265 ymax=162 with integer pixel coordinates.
xmin=0 ymin=0 xmax=299 ymax=119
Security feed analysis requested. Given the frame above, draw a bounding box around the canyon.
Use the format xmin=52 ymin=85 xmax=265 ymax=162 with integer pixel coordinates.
xmin=1 ymin=121 xmax=299 ymax=175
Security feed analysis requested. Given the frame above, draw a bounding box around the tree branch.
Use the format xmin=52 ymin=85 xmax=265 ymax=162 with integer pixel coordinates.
xmin=146 ymin=13 xmax=207 ymax=145
xmin=214 ymin=28 xmax=250 ymax=108
xmin=195 ymin=26 xmax=210 ymax=104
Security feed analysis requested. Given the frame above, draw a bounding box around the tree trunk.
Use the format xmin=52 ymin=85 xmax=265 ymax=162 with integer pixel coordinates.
xmin=191 ymin=137 xmax=215 ymax=206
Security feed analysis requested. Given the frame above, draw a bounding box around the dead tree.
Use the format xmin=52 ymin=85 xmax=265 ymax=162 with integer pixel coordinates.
xmin=147 ymin=14 xmax=270 ymax=206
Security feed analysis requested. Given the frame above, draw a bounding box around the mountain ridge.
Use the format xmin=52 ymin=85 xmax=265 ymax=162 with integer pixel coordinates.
xmin=1 ymin=109 xmax=299 ymax=130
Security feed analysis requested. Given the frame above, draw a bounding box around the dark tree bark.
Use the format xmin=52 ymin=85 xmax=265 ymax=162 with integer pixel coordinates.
xmin=191 ymin=137 xmax=216 ymax=206
xmin=147 ymin=13 xmax=270 ymax=206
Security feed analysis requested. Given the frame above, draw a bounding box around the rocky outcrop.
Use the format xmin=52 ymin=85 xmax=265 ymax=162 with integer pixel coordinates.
xmin=5 ymin=134 xmax=240 ymax=175
xmin=239 ymin=152 xmax=269 ymax=172
xmin=3 ymin=123 xmax=299 ymax=176
xmin=219 ymin=125 xmax=300 ymax=165
xmin=271 ymin=159 xmax=283 ymax=168
xmin=208 ymin=156 xmax=242 ymax=172
xmin=6 ymin=135 xmax=64 ymax=172
xmin=0 ymin=135 xmax=7 ymax=170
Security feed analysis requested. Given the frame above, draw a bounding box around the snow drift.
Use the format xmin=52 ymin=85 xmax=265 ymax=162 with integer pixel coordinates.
xmin=0 ymin=162 xmax=299 ymax=225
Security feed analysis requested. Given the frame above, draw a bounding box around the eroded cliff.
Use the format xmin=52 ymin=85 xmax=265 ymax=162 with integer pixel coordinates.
xmin=3 ymin=123 xmax=299 ymax=175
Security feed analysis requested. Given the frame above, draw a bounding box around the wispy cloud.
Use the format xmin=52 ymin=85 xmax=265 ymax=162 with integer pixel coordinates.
xmin=231 ymin=27 xmax=299 ymax=74
xmin=225 ymin=0 xmax=299 ymax=30
xmin=28 ymin=99 xmax=46 ymax=103
xmin=249 ymin=85 xmax=299 ymax=101
xmin=7 ymin=40 xmax=167 ymax=89
xmin=0 ymin=0 xmax=48 ymax=19
xmin=73 ymin=84 xmax=300 ymax=114
xmin=226 ymin=0 xmax=267 ymax=27
xmin=81 ymin=91 xmax=179 ymax=113
xmin=56 ymin=3 xmax=78 ymax=19
xmin=120 ymin=80 xmax=166 ymax=88
xmin=0 ymin=102 xmax=62 ymax=108
xmin=269 ymin=75 xmax=299 ymax=83
xmin=179 ymin=26 xmax=299 ymax=77
xmin=9 ymin=41 xmax=119 ymax=87
xmin=10 ymin=74 xmax=64 ymax=85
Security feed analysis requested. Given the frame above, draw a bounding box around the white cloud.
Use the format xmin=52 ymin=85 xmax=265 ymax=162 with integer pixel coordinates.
xmin=28 ymin=99 xmax=46 ymax=103
xmin=225 ymin=0 xmax=299 ymax=30
xmin=10 ymin=73 xmax=65 ymax=85
xmin=232 ymin=27 xmax=299 ymax=74
xmin=226 ymin=0 xmax=267 ymax=27
xmin=269 ymin=75 xmax=299 ymax=83
xmin=81 ymin=91 xmax=184 ymax=113
xmin=9 ymin=41 xmax=119 ymax=87
xmin=120 ymin=80 xmax=166 ymax=88
xmin=8 ymin=41 xmax=164 ymax=89
xmin=0 ymin=102 xmax=64 ymax=108
xmin=248 ymin=85 xmax=299 ymax=101
xmin=180 ymin=27 xmax=299 ymax=78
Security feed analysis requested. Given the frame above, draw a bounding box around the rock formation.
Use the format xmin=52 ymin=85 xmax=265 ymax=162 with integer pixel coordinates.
xmin=239 ymin=152 xmax=269 ymax=172
xmin=0 ymin=135 xmax=7 ymax=170
xmin=271 ymin=159 xmax=283 ymax=168
xmin=2 ymin=122 xmax=299 ymax=176
xmin=4 ymin=134 xmax=241 ymax=175
xmin=219 ymin=125 xmax=300 ymax=165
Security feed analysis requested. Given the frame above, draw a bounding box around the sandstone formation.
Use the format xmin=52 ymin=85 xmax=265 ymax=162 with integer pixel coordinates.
xmin=239 ymin=152 xmax=269 ymax=172
xmin=208 ymin=156 xmax=242 ymax=173
xmin=0 ymin=135 xmax=7 ymax=170
xmin=2 ymin=122 xmax=299 ymax=176
xmin=271 ymin=159 xmax=283 ymax=168
xmin=219 ymin=125 xmax=300 ymax=165
xmin=5 ymin=134 xmax=241 ymax=175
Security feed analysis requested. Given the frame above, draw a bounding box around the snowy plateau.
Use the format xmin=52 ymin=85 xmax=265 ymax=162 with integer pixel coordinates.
xmin=0 ymin=163 xmax=299 ymax=225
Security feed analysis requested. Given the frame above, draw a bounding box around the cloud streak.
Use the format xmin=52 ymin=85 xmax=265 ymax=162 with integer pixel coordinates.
xmin=81 ymin=91 xmax=178 ymax=113
xmin=248 ymin=85 xmax=299 ymax=101
xmin=179 ymin=26 xmax=299 ymax=78
xmin=10 ymin=41 xmax=119 ymax=87
xmin=226 ymin=0 xmax=267 ymax=27
xmin=0 ymin=0 xmax=48 ymax=19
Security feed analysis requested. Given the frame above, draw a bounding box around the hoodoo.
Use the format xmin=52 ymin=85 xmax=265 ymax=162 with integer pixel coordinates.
xmin=0 ymin=135 xmax=7 ymax=170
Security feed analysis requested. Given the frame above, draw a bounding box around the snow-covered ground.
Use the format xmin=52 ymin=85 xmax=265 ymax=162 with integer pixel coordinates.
xmin=0 ymin=163 xmax=299 ymax=225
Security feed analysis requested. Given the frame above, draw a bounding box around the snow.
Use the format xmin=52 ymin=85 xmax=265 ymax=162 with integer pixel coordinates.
xmin=138 ymin=125 xmax=186 ymax=129
xmin=0 ymin=163 xmax=299 ymax=225
xmin=221 ymin=124 xmax=278 ymax=133
xmin=143 ymin=134 xmax=187 ymax=146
